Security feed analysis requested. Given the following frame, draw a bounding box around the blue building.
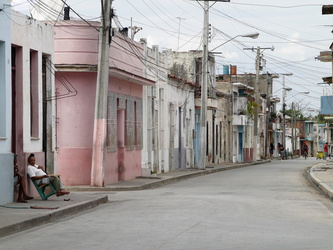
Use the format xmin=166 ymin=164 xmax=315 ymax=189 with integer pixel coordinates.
xmin=320 ymin=96 xmax=333 ymax=115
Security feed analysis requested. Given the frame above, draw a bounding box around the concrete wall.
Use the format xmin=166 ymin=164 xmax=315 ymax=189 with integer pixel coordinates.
xmin=0 ymin=0 xmax=13 ymax=205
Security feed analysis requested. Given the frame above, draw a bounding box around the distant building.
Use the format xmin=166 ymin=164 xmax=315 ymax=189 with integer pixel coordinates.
xmin=139 ymin=44 xmax=197 ymax=173
xmin=216 ymin=69 xmax=278 ymax=161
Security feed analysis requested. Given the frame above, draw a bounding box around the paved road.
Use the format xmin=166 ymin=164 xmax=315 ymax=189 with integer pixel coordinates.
xmin=2 ymin=158 xmax=333 ymax=250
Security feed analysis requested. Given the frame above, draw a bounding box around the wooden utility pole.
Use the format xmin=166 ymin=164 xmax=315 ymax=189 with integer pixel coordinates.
xmin=244 ymin=46 xmax=274 ymax=161
xmin=91 ymin=0 xmax=112 ymax=187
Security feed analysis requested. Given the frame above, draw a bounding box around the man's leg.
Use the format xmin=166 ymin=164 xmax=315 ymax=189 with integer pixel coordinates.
xmin=49 ymin=176 xmax=62 ymax=191
xmin=49 ymin=176 xmax=69 ymax=196
xmin=17 ymin=184 xmax=23 ymax=202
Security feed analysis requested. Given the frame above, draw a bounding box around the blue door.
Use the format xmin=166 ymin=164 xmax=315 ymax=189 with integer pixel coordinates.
xmin=238 ymin=126 xmax=243 ymax=162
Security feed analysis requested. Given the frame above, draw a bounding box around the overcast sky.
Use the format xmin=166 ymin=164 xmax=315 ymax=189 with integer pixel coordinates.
xmin=11 ymin=0 xmax=333 ymax=113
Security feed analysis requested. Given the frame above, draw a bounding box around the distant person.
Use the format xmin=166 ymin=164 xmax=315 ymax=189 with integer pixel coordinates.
xmin=303 ymin=143 xmax=308 ymax=159
xmin=269 ymin=142 xmax=275 ymax=159
xmin=27 ymin=154 xmax=70 ymax=197
xmin=14 ymin=154 xmax=33 ymax=203
xmin=324 ymin=142 xmax=328 ymax=160
xmin=279 ymin=144 xmax=285 ymax=160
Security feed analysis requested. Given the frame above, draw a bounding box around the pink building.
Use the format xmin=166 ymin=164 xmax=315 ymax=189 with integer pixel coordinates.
xmin=54 ymin=21 xmax=154 ymax=186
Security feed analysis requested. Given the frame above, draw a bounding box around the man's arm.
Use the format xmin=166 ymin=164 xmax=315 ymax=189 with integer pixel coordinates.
xmin=30 ymin=175 xmax=48 ymax=180
xmin=37 ymin=165 xmax=45 ymax=172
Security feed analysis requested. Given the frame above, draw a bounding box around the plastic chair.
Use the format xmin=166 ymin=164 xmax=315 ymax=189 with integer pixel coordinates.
xmin=30 ymin=178 xmax=56 ymax=200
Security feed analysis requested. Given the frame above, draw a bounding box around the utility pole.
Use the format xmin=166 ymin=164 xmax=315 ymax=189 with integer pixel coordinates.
xmin=291 ymin=102 xmax=295 ymax=158
xmin=91 ymin=0 xmax=112 ymax=187
xmin=282 ymin=73 xmax=292 ymax=159
xmin=198 ymin=0 xmax=230 ymax=169
xmin=199 ymin=0 xmax=209 ymax=169
xmin=253 ymin=46 xmax=260 ymax=162
xmin=282 ymin=81 xmax=286 ymax=159
xmin=244 ymin=46 xmax=274 ymax=161
xmin=129 ymin=18 xmax=142 ymax=40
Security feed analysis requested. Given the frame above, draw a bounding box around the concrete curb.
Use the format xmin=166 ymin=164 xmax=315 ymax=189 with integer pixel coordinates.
xmin=69 ymin=160 xmax=270 ymax=192
xmin=0 ymin=195 xmax=108 ymax=238
xmin=308 ymin=164 xmax=333 ymax=199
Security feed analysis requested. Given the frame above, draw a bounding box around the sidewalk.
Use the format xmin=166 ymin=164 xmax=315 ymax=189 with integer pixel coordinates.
xmin=1 ymin=159 xmax=332 ymax=238
xmin=0 ymin=193 xmax=108 ymax=238
xmin=308 ymin=160 xmax=333 ymax=199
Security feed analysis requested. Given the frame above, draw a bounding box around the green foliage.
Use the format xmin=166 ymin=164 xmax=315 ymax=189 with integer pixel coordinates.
xmin=314 ymin=114 xmax=326 ymax=124
xmin=281 ymin=108 xmax=307 ymax=120
xmin=247 ymin=100 xmax=259 ymax=119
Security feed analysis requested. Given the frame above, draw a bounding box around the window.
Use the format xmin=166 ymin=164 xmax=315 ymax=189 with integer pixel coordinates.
xmin=135 ymin=98 xmax=143 ymax=149
xmin=30 ymin=49 xmax=39 ymax=138
xmin=0 ymin=41 xmax=6 ymax=137
xmin=106 ymin=92 xmax=117 ymax=152
xmin=159 ymin=89 xmax=164 ymax=149
xmin=125 ymin=96 xmax=134 ymax=151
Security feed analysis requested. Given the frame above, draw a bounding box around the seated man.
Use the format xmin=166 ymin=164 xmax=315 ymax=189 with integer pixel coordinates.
xmin=27 ymin=153 xmax=70 ymax=197
xmin=14 ymin=154 xmax=33 ymax=203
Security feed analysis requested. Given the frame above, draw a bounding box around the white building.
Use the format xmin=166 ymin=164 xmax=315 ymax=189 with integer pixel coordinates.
xmin=140 ymin=42 xmax=197 ymax=173
xmin=232 ymin=83 xmax=253 ymax=162
xmin=0 ymin=0 xmax=13 ymax=205
xmin=11 ymin=11 xmax=55 ymax=197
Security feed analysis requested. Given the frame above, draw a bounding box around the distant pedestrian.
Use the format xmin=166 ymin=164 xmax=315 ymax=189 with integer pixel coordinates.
xmin=324 ymin=142 xmax=328 ymax=160
xmin=279 ymin=144 xmax=285 ymax=160
xmin=303 ymin=143 xmax=308 ymax=159
xmin=269 ymin=142 xmax=275 ymax=159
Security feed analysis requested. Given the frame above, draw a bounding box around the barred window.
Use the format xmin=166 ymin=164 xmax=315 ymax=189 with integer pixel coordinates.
xmin=126 ymin=96 xmax=135 ymax=151
xmin=135 ymin=98 xmax=143 ymax=149
xmin=0 ymin=42 xmax=6 ymax=138
xmin=106 ymin=92 xmax=117 ymax=152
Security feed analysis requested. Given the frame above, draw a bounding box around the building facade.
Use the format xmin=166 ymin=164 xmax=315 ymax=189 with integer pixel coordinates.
xmin=0 ymin=0 xmax=13 ymax=205
xmin=10 ymin=10 xmax=55 ymax=200
xmin=54 ymin=21 xmax=154 ymax=186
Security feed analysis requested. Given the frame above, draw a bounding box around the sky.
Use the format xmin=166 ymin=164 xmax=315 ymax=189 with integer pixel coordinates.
xmin=10 ymin=0 xmax=333 ymax=115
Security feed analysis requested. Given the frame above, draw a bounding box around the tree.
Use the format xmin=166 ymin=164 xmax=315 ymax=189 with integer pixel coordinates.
xmin=283 ymin=108 xmax=307 ymax=120
xmin=313 ymin=114 xmax=326 ymax=124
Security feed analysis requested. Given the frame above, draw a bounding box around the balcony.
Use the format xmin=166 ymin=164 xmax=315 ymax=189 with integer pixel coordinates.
xmin=233 ymin=114 xmax=248 ymax=126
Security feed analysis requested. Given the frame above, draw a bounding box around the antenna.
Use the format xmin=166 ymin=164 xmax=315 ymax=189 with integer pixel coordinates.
xmin=177 ymin=17 xmax=186 ymax=51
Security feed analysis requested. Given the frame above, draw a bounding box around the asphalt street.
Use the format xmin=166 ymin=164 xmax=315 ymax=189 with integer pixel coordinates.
xmin=1 ymin=158 xmax=333 ymax=250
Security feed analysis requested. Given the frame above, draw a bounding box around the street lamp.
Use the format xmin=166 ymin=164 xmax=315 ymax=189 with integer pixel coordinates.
xmin=210 ymin=32 xmax=259 ymax=52
xmin=286 ymin=91 xmax=310 ymax=102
